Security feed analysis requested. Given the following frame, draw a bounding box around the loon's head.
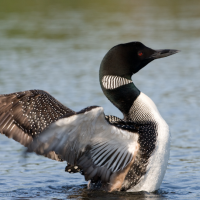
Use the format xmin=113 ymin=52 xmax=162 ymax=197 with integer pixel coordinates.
xmin=100 ymin=41 xmax=179 ymax=80
xmin=99 ymin=41 xmax=179 ymax=114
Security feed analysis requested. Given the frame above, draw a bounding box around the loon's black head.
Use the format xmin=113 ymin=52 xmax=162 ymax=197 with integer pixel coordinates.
xmin=99 ymin=41 xmax=179 ymax=115
xmin=100 ymin=41 xmax=179 ymax=79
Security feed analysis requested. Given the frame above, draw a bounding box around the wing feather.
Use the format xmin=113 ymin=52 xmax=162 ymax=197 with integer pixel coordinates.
xmin=112 ymin=147 xmax=127 ymax=171
xmin=0 ymin=90 xmax=75 ymax=161
xmin=109 ymin=146 xmax=127 ymax=171
xmin=28 ymin=106 xmax=139 ymax=182
xmin=87 ymin=167 xmax=98 ymax=180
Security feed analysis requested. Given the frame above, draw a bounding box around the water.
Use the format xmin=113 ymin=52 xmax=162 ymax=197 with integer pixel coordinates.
xmin=0 ymin=0 xmax=200 ymax=199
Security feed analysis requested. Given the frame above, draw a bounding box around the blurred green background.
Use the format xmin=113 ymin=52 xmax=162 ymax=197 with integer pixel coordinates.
xmin=0 ymin=0 xmax=199 ymax=46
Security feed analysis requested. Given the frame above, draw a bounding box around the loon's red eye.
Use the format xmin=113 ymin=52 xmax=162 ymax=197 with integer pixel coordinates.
xmin=138 ymin=52 xmax=143 ymax=56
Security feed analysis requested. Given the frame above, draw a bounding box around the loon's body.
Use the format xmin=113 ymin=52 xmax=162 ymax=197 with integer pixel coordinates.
xmin=124 ymin=92 xmax=170 ymax=191
xmin=0 ymin=42 xmax=178 ymax=192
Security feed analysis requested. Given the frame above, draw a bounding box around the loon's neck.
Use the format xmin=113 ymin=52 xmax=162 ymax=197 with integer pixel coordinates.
xmin=100 ymin=78 xmax=140 ymax=116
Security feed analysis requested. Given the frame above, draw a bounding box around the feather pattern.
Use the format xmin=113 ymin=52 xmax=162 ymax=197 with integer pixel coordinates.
xmin=0 ymin=90 xmax=75 ymax=161
xmin=102 ymin=75 xmax=133 ymax=90
xmin=28 ymin=106 xmax=139 ymax=182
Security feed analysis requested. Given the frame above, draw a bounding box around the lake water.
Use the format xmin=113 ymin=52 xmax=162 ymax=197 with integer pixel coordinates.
xmin=0 ymin=0 xmax=200 ymax=199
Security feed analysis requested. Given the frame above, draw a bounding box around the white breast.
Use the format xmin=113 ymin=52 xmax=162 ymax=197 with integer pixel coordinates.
xmin=127 ymin=92 xmax=170 ymax=192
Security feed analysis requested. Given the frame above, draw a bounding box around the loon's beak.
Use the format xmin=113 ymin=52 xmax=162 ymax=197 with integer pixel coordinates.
xmin=149 ymin=49 xmax=180 ymax=59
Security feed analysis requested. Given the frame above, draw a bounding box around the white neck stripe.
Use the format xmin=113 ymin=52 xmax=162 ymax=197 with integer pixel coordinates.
xmin=102 ymin=75 xmax=132 ymax=90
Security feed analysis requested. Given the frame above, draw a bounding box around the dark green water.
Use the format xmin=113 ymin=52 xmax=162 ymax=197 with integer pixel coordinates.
xmin=0 ymin=0 xmax=200 ymax=199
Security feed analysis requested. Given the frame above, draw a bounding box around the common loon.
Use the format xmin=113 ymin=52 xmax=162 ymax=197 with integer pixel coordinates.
xmin=0 ymin=42 xmax=179 ymax=192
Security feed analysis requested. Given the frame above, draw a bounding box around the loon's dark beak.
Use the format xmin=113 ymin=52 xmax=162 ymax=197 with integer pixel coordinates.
xmin=134 ymin=48 xmax=179 ymax=74
xmin=149 ymin=49 xmax=180 ymax=59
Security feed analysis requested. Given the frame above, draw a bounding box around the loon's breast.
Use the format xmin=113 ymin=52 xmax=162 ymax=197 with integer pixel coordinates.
xmin=124 ymin=92 xmax=170 ymax=192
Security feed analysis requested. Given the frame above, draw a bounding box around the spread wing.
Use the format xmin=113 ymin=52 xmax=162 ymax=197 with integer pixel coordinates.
xmin=0 ymin=89 xmax=75 ymax=161
xmin=28 ymin=106 xmax=139 ymax=183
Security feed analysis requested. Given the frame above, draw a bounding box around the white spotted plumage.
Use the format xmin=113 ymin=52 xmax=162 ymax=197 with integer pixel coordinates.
xmin=126 ymin=92 xmax=170 ymax=192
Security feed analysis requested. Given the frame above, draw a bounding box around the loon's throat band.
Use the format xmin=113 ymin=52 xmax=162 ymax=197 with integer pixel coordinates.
xmin=102 ymin=75 xmax=133 ymax=90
